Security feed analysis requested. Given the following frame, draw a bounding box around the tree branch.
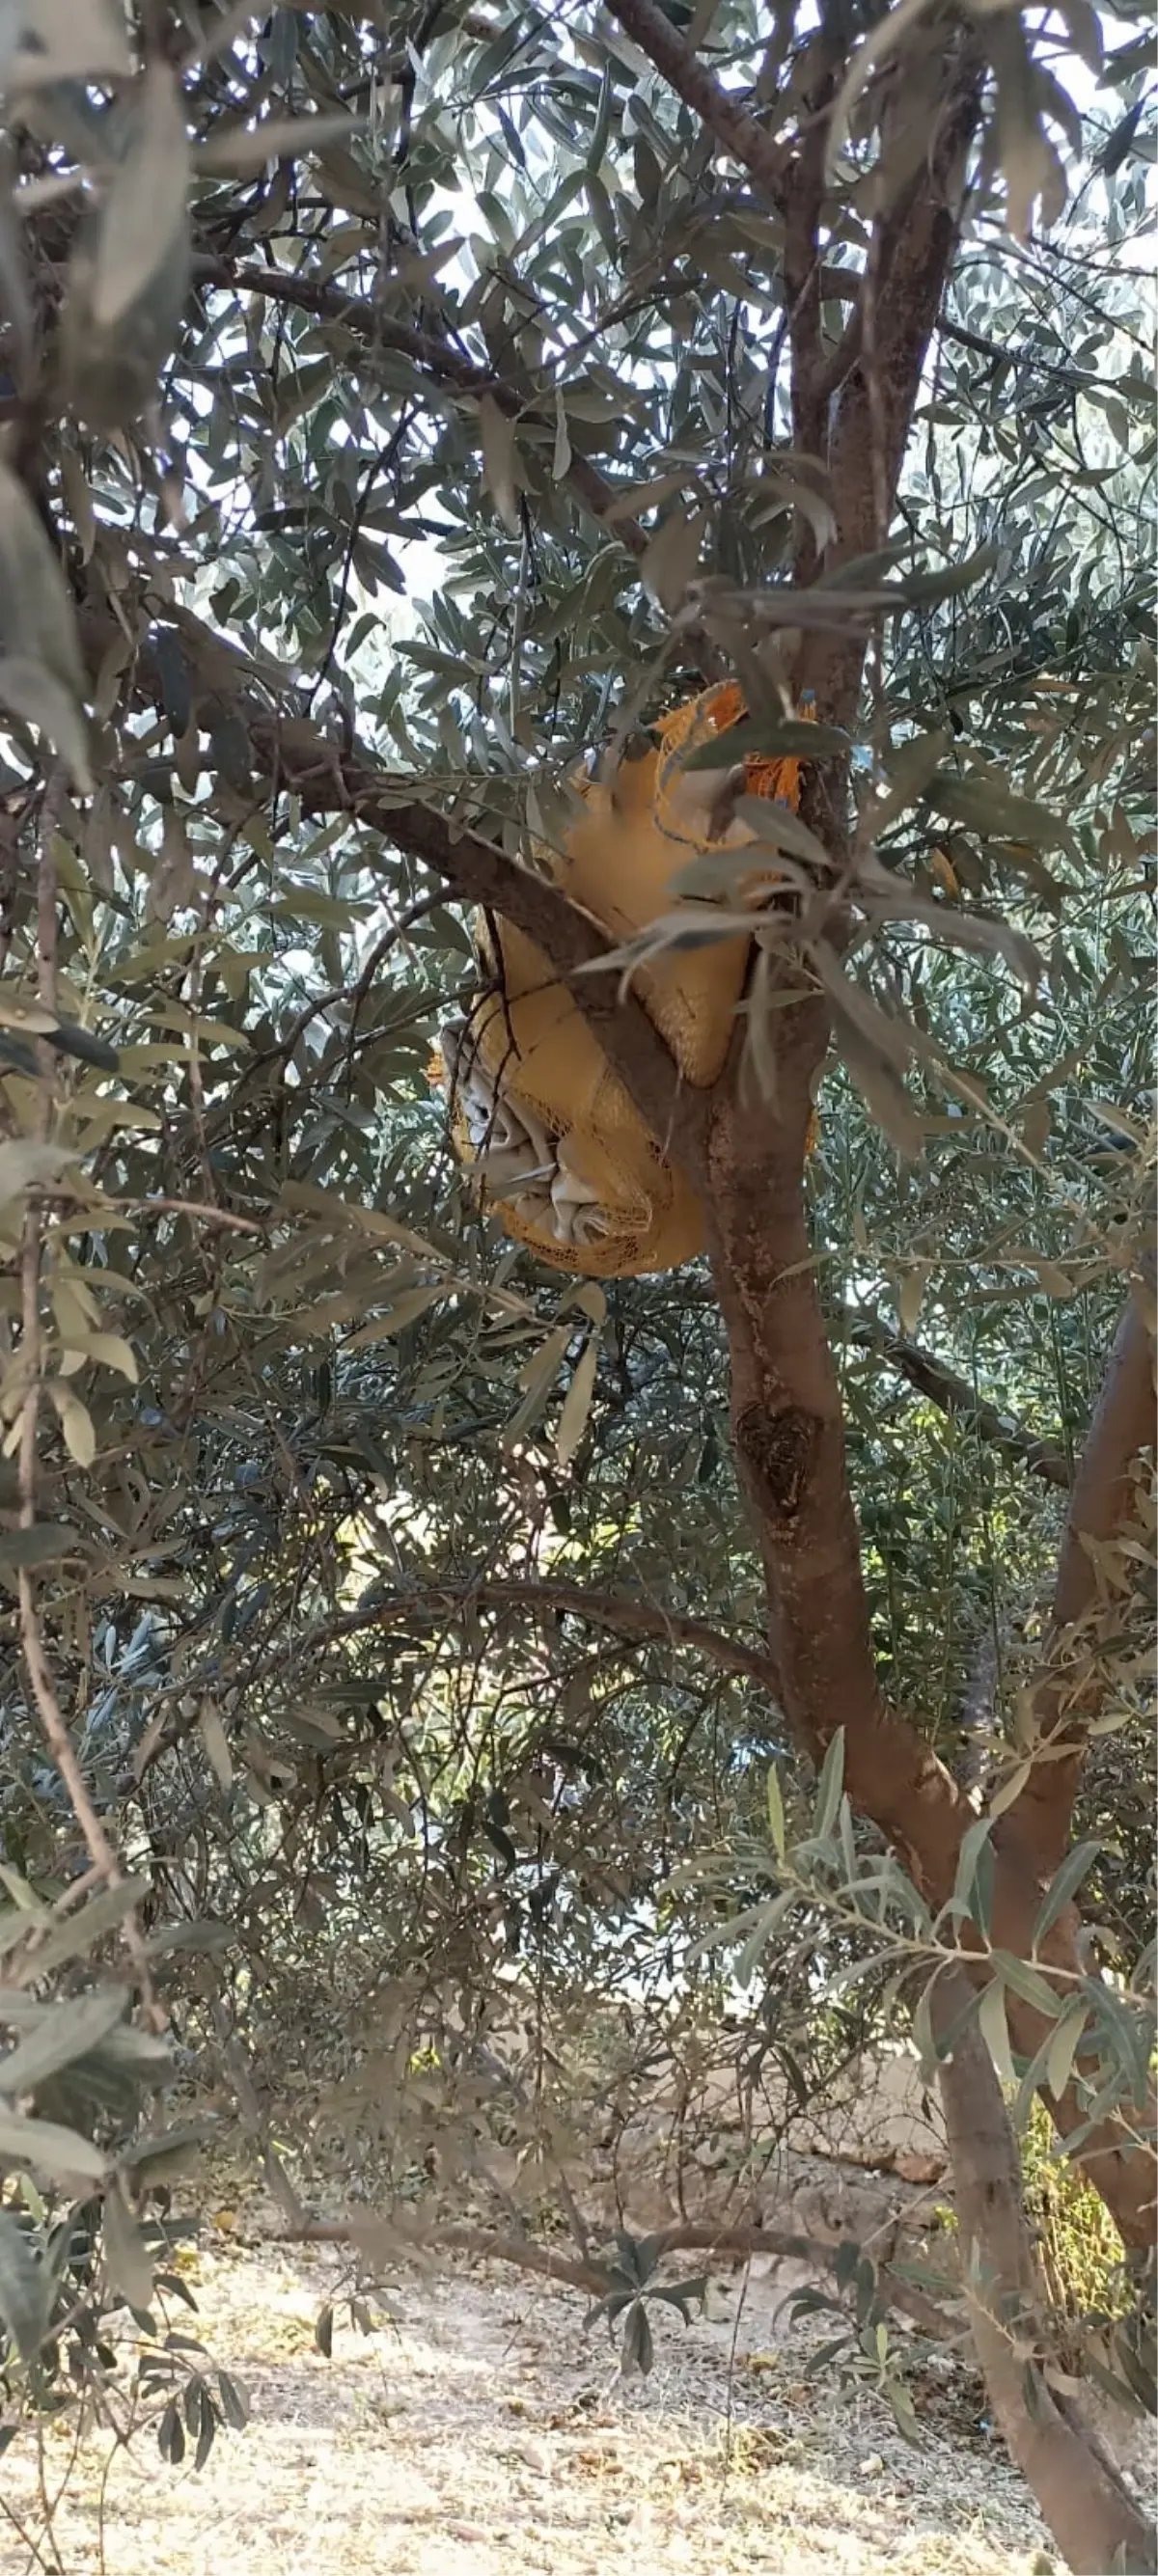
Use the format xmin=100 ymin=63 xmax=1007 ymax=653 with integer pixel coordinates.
xmin=687 ymin=42 xmax=986 ymax=1875
xmin=1051 ymin=1293 xmax=1155 ymax=1636
xmin=85 ymin=600 xmax=699 ymax=1170
xmin=705 ymin=1054 xmax=977 ymax=1900
xmin=934 ymin=1968 xmax=1156 ymax=2575
xmin=327 ymin=792 xmax=701 ymax=1165
xmin=1007 ymin=1291 xmax=1155 ymax=1875
xmin=800 ymin=41 xmax=984 ymax=725
xmin=127 ymin=1572 xmax=779 ymax=1790
xmin=604 ymin=0 xmax=792 ymax=205
xmin=195 ymin=255 xmax=650 ymax=559
xmin=841 ymin=1312 xmax=1072 ymax=1488
xmin=784 ymin=47 xmax=839 ymax=489
xmin=272 ymin=2210 xmax=955 ymax=2342
xmin=15 ymin=780 xmax=159 ymax=2020
xmin=294 ymin=1577 xmax=782 ymax=1697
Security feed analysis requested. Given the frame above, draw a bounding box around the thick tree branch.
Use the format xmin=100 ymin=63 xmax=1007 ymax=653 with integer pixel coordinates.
xmin=648 ymin=32 xmax=1153 ymax=2250
xmin=1008 ymin=1292 xmax=1155 ymax=1876
xmin=689 ymin=44 xmax=986 ymax=1877
xmin=604 ymin=0 xmax=792 ymax=204
xmin=784 ymin=47 xmax=839 ymax=492
xmin=292 ymin=1577 xmax=782 ymax=1697
xmin=705 ymin=1026 xmax=977 ymax=1897
xmin=800 ymin=42 xmax=984 ymax=726
xmin=685 ymin=64 xmax=987 ymax=1758
xmin=352 ymin=799 xmax=695 ymax=1158
xmin=273 ymin=2211 xmax=953 ymax=2340
xmin=935 ymin=1968 xmax=1156 ymax=2576
xmin=84 ymin=601 xmax=698 ymax=1170
xmin=1051 ymin=1292 xmax=1155 ymax=1636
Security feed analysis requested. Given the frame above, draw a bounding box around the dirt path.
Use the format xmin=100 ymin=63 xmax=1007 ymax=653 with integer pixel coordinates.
xmin=1 ymin=2233 xmax=1051 ymax=2576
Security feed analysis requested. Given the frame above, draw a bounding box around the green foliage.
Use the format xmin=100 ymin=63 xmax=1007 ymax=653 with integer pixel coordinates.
xmin=933 ymin=2127 xmax=1125 ymax=2316
xmin=0 ymin=2183 xmax=246 ymax=2468
xmin=1020 ymin=2093 xmax=1130 ymax=2323
xmin=0 ymin=2 xmax=1149 ymax=2517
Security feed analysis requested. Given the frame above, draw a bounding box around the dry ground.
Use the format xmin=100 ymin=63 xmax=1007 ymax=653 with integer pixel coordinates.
xmin=0 ymin=2219 xmax=1057 ymax=2576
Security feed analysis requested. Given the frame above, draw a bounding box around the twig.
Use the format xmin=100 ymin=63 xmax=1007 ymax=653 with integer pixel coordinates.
xmin=246 ymin=894 xmax=446 ymax=1070
xmin=120 ymin=1196 xmax=266 ymax=1235
xmin=44 ymin=1863 xmax=104 ymax=1919
xmin=14 ymin=777 xmax=160 ymax=2023
xmin=211 ymin=2003 xmax=308 ymax=2232
xmin=0 ymin=2485 xmax=63 ymax=2576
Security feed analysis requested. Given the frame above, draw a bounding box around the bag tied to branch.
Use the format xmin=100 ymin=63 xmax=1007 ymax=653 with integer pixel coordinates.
xmin=436 ymin=683 xmax=815 ymax=1279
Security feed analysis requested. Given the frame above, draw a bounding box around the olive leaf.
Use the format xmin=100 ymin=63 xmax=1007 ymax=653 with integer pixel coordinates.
xmin=0 ymin=1985 xmax=127 ymax=2097
xmin=101 ymin=2180 xmax=154 ymax=2314
xmin=0 ymin=2102 xmax=107 ymax=2185
xmin=478 ymin=396 xmax=521 ymax=536
xmin=0 ymin=2207 xmax=51 ymax=2361
xmin=59 ymin=65 xmax=191 ymax=428
xmin=0 ymin=461 xmax=90 ymax=786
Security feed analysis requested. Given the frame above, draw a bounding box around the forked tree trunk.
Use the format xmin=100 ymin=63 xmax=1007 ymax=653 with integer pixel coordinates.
xmin=254 ymin=8 xmax=1154 ymax=2556
xmin=933 ymin=1968 xmax=1156 ymax=2575
xmin=704 ymin=1066 xmax=1156 ymax=2566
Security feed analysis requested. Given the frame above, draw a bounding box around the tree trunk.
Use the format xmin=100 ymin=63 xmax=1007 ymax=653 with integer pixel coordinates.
xmin=934 ymin=1968 xmax=1156 ymax=2575
xmin=704 ymin=1028 xmax=1156 ymax=2258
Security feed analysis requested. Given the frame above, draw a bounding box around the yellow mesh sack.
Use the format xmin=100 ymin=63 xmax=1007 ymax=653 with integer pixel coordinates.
xmin=436 ymin=686 xmax=814 ymax=1278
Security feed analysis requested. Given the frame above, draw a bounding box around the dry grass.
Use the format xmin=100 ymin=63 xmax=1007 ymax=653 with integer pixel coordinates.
xmin=0 ymin=2227 xmax=1054 ymax=2576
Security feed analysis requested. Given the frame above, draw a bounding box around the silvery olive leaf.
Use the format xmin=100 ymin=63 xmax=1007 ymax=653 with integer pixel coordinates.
xmin=58 ymin=64 xmax=190 ymax=430
xmin=0 ymin=0 xmax=129 ymax=90
xmin=853 ymin=851 xmax=1043 ymax=989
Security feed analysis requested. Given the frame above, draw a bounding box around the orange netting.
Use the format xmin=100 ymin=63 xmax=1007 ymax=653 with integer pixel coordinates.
xmin=653 ymin=678 xmax=807 ymax=823
xmin=436 ymin=685 xmax=815 ymax=1278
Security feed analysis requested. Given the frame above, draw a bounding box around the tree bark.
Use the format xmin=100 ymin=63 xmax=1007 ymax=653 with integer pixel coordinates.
xmin=1009 ymin=1294 xmax=1156 ymax=1877
xmin=703 ymin=1002 xmax=976 ymax=1893
xmin=934 ymin=1968 xmax=1156 ymax=2575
